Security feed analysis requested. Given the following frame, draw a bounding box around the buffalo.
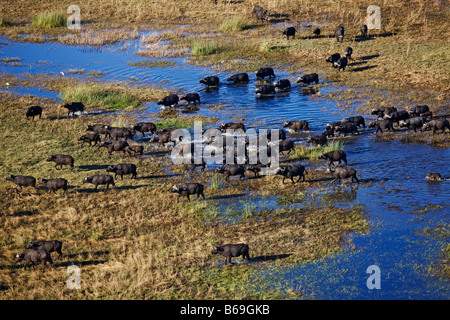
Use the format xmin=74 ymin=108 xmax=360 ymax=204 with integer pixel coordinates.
xmin=345 ymin=46 xmax=353 ymax=60
xmin=199 ymin=75 xmax=220 ymax=87
xmin=275 ymin=164 xmax=307 ymax=184
xmin=227 ymin=73 xmax=249 ymax=84
xmin=107 ymin=127 xmax=134 ymax=141
xmin=410 ymin=105 xmax=430 ymax=117
xmin=39 ymin=178 xmax=68 ymax=194
xmin=220 ymin=122 xmax=245 ymax=132
xmin=133 ymin=122 xmax=156 ymax=137
xmin=306 ymin=133 xmax=328 ymax=146
xmin=5 ymin=175 xmax=36 ymax=189
xmin=14 ymin=248 xmax=54 ymax=270
xmin=157 ymin=94 xmax=179 ymax=108
xmin=279 ymin=139 xmax=295 ymax=154
xmin=62 ymin=102 xmax=85 ymax=117
xmin=283 ymin=120 xmax=310 ymax=132
xmin=384 ymin=110 xmax=410 ymax=125
xmin=273 ymin=79 xmax=291 ymax=91
xmin=124 ymin=145 xmax=144 ymax=157
xmin=255 ymin=83 xmax=276 ymax=95
xmin=180 ymin=93 xmax=201 ymax=105
xmin=371 ymin=107 xmax=398 ymax=118
xmin=25 ymin=240 xmax=63 ymax=259
xmin=335 ymin=25 xmax=344 ymax=42
xmin=296 ymin=73 xmax=319 ymax=85
xmin=399 ymin=117 xmax=425 ymax=132
xmin=211 ymin=243 xmax=250 ymax=265
xmin=313 ymin=27 xmax=321 ymax=37
xmin=83 ymin=174 xmax=115 ymax=191
xmin=333 ymin=57 xmax=348 ymax=71
xmin=87 ymin=124 xmax=111 ymax=138
xmin=318 ymin=150 xmax=348 ymax=167
xmin=346 ymin=116 xmax=366 ymax=128
xmin=255 ymin=67 xmax=275 ymax=80
xmin=326 ymin=53 xmax=341 ymax=65
xmin=335 ymin=122 xmax=358 ymax=136
xmin=283 ymin=27 xmax=296 ymax=40
xmin=422 ymin=119 xmax=450 ymax=134
xmin=47 ymin=154 xmax=74 ymax=170
xmin=26 ymin=106 xmax=42 ymax=120
xmin=216 ymin=164 xmax=246 ymax=181
xmin=149 ymin=132 xmax=172 ymax=148
xmin=99 ymin=140 xmax=129 ymax=157
xmin=78 ymin=133 xmax=101 ymax=146
xmin=171 ymin=183 xmax=205 ymax=202
xmin=361 ymin=24 xmax=368 ymax=37
xmin=106 ymin=163 xmax=137 ymax=180
xmin=329 ymin=166 xmax=360 ymax=184
xmin=368 ymin=119 xmax=395 ymax=133
xmin=252 ymin=6 xmax=267 ymax=23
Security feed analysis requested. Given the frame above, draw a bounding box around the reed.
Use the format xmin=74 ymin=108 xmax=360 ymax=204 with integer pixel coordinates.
xmin=32 ymin=11 xmax=66 ymax=28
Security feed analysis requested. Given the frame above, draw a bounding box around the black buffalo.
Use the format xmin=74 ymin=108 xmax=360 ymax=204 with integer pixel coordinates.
xmin=346 ymin=116 xmax=366 ymax=128
xmin=361 ymin=24 xmax=368 ymax=37
xmin=273 ymin=79 xmax=291 ymax=91
xmin=329 ymin=166 xmax=360 ymax=184
xmin=211 ymin=243 xmax=250 ymax=265
xmin=47 ymin=154 xmax=74 ymax=170
xmin=216 ymin=164 xmax=246 ymax=181
xmin=180 ymin=93 xmax=201 ymax=105
xmin=252 ymin=6 xmax=267 ymax=23
xmin=227 ymin=73 xmax=249 ymax=84
xmin=275 ymin=164 xmax=307 ymax=184
xmin=306 ymin=133 xmax=328 ymax=146
xmin=345 ymin=46 xmax=353 ymax=60
xmin=326 ymin=53 xmax=341 ymax=65
xmin=255 ymin=83 xmax=276 ymax=95
xmin=333 ymin=57 xmax=348 ymax=71
xmin=255 ymin=67 xmax=275 ymax=79
xmin=107 ymin=163 xmax=137 ymax=180
xmin=83 ymin=174 xmax=115 ymax=191
xmin=14 ymin=248 xmax=54 ymax=270
xmin=283 ymin=120 xmax=310 ymax=132
xmin=283 ymin=27 xmax=296 ymax=40
xmin=133 ymin=122 xmax=156 ymax=137
xmin=199 ymin=75 xmax=220 ymax=87
xmin=368 ymin=119 xmax=395 ymax=133
xmin=296 ymin=73 xmax=319 ymax=85
xmin=99 ymin=140 xmax=129 ymax=157
xmin=399 ymin=117 xmax=425 ymax=132
xmin=78 ymin=133 xmax=101 ymax=146
xmin=62 ymin=102 xmax=85 ymax=117
xmin=157 ymin=94 xmax=179 ymax=108
xmin=5 ymin=175 xmax=36 ymax=189
xmin=25 ymin=240 xmax=63 ymax=259
xmin=39 ymin=178 xmax=68 ymax=194
xmin=318 ymin=150 xmax=348 ymax=167
xmin=335 ymin=25 xmax=344 ymax=42
xmin=171 ymin=183 xmax=205 ymax=202
xmin=87 ymin=124 xmax=111 ymax=138
xmin=422 ymin=119 xmax=450 ymax=134
xmin=26 ymin=106 xmax=42 ymax=120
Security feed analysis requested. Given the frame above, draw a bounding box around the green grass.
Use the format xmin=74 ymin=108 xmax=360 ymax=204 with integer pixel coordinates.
xmin=219 ymin=17 xmax=249 ymax=32
xmin=0 ymin=16 xmax=12 ymax=27
xmin=191 ymin=39 xmax=220 ymax=56
xmin=290 ymin=140 xmax=345 ymax=161
xmin=32 ymin=11 xmax=67 ymax=28
xmin=60 ymin=84 xmax=141 ymax=111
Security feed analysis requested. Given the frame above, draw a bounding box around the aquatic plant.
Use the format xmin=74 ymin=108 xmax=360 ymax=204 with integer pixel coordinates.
xmin=32 ymin=11 xmax=66 ymax=28
xmin=191 ymin=39 xmax=220 ymax=56
xmin=289 ymin=140 xmax=344 ymax=161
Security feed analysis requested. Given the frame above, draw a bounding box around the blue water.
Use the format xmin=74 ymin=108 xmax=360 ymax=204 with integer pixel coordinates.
xmin=0 ymin=34 xmax=448 ymax=299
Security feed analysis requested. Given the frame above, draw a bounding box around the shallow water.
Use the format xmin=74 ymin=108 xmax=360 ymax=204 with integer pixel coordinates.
xmin=0 ymin=35 xmax=448 ymax=299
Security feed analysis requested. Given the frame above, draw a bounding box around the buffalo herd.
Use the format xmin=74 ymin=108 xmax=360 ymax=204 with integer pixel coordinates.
xmin=8 ymin=7 xmax=449 ymax=268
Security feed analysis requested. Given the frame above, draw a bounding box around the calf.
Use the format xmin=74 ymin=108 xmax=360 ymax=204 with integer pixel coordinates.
xmin=25 ymin=240 xmax=63 ymax=259
xmin=306 ymin=133 xmax=328 ymax=146
xmin=255 ymin=84 xmax=275 ymax=95
xmin=252 ymin=6 xmax=267 ymax=23
xmin=199 ymin=75 xmax=220 ymax=87
xmin=47 ymin=154 xmax=74 ymax=170
xmin=368 ymin=119 xmax=395 ymax=133
xmin=14 ymin=248 xmax=54 ymax=270
xmin=5 ymin=175 xmax=36 ymax=189
xmin=275 ymin=164 xmax=307 ymax=184
xmin=335 ymin=25 xmax=344 ymax=42
xmin=318 ymin=150 xmax=348 ymax=167
xmin=244 ymin=163 xmax=267 ymax=177
xmin=211 ymin=243 xmax=250 ymax=265
xmin=124 ymin=145 xmax=144 ymax=157
xmin=329 ymin=166 xmax=360 ymax=184
xmin=62 ymin=102 xmax=85 ymax=117
xmin=399 ymin=117 xmax=425 ymax=132
xmin=227 ymin=73 xmax=249 ymax=84
xmin=296 ymin=73 xmax=319 ymax=85
xmin=157 ymin=94 xmax=179 ymax=108
xmin=283 ymin=120 xmax=310 ymax=132
xmin=171 ymin=183 xmax=205 ymax=202
xmin=216 ymin=164 xmax=246 ymax=181
xmin=99 ymin=140 xmax=129 ymax=157
xmin=273 ymin=79 xmax=291 ymax=91
xmin=83 ymin=174 xmax=115 ymax=191
xmin=78 ymin=133 xmax=101 ymax=146
xmin=39 ymin=178 xmax=68 ymax=194
xmin=283 ymin=27 xmax=296 ymax=40
xmin=133 ymin=122 xmax=156 ymax=137
xmin=180 ymin=93 xmax=201 ymax=105
xmin=106 ymin=163 xmax=137 ymax=180
xmin=422 ymin=119 xmax=450 ymax=134
xmin=26 ymin=106 xmax=42 ymax=120
xmin=333 ymin=57 xmax=348 ymax=71
xmin=255 ymin=67 xmax=275 ymax=79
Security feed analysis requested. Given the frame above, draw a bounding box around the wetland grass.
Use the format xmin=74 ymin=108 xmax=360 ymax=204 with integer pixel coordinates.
xmin=32 ymin=12 xmax=66 ymax=28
